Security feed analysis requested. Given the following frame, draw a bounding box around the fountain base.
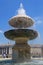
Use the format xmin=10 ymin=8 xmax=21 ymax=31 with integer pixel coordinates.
xmin=12 ymin=42 xmax=31 ymax=63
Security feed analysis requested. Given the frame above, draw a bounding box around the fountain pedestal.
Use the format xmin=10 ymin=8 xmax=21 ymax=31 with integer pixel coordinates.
xmin=12 ymin=42 xmax=31 ymax=62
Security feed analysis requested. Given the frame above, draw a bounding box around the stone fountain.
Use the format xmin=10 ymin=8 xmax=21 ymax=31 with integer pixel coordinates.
xmin=4 ymin=3 xmax=38 ymax=63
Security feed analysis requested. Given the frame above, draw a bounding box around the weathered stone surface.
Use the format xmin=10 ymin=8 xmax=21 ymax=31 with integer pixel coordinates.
xmin=12 ymin=43 xmax=31 ymax=63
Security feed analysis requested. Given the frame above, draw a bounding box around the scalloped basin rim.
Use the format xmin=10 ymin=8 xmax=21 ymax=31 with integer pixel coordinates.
xmin=4 ymin=29 xmax=38 ymax=40
xmin=9 ymin=16 xmax=34 ymax=28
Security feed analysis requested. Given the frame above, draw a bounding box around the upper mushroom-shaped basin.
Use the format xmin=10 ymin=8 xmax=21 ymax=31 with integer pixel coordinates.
xmin=4 ymin=29 xmax=38 ymax=41
xmin=9 ymin=15 xmax=34 ymax=28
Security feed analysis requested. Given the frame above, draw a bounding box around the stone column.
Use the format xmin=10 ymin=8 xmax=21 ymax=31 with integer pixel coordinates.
xmin=1 ymin=49 xmax=3 ymax=58
xmin=9 ymin=47 xmax=12 ymax=54
xmin=6 ymin=48 xmax=7 ymax=54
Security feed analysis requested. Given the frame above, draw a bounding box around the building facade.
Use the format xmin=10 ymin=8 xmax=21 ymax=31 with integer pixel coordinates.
xmin=0 ymin=44 xmax=43 ymax=58
xmin=0 ymin=44 xmax=13 ymax=58
xmin=31 ymin=47 xmax=42 ymax=57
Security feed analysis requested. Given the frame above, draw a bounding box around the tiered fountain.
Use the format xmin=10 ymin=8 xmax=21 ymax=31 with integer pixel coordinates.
xmin=4 ymin=3 xmax=38 ymax=63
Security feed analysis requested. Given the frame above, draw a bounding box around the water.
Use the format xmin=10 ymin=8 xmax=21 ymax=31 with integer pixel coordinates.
xmin=0 ymin=59 xmax=43 ymax=65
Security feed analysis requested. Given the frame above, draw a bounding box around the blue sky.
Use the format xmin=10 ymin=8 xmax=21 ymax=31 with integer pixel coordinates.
xmin=0 ymin=0 xmax=43 ymax=44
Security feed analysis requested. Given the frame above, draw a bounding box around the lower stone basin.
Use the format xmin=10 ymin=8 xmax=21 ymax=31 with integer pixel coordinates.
xmin=4 ymin=29 xmax=38 ymax=41
xmin=0 ymin=59 xmax=43 ymax=65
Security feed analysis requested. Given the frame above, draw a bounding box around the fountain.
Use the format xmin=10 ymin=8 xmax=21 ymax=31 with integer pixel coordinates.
xmin=4 ymin=3 xmax=38 ymax=63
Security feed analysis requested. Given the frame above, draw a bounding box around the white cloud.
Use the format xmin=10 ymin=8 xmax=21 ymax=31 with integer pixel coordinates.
xmin=0 ymin=30 xmax=3 ymax=33
xmin=31 ymin=17 xmax=43 ymax=29
xmin=38 ymin=32 xmax=40 ymax=38
xmin=36 ymin=20 xmax=42 ymax=24
xmin=34 ymin=17 xmax=42 ymax=25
